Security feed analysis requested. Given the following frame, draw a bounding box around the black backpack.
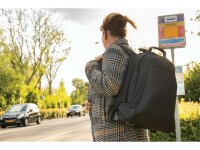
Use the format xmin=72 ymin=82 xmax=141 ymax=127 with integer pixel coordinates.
xmin=108 ymin=44 xmax=177 ymax=133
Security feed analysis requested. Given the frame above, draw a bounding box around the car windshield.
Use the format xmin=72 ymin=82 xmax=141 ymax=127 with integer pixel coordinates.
xmin=6 ymin=105 xmax=27 ymax=113
xmin=70 ymin=105 xmax=81 ymax=109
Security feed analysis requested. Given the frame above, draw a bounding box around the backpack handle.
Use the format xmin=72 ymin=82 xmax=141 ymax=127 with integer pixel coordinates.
xmin=149 ymin=47 xmax=166 ymax=58
xmin=138 ymin=48 xmax=148 ymax=53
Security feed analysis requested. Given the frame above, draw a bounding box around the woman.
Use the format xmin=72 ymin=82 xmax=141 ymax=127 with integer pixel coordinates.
xmin=85 ymin=13 xmax=149 ymax=141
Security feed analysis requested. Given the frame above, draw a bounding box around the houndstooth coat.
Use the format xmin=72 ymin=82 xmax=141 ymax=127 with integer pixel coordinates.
xmin=85 ymin=38 xmax=149 ymax=142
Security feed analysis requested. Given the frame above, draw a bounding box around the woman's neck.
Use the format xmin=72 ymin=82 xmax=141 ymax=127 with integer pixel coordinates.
xmin=107 ymin=36 xmax=120 ymax=47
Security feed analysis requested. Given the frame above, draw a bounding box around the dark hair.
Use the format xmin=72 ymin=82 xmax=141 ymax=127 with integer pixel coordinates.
xmin=101 ymin=13 xmax=137 ymax=38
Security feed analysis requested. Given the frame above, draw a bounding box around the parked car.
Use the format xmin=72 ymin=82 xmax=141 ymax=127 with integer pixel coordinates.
xmin=67 ymin=104 xmax=86 ymax=117
xmin=0 ymin=103 xmax=41 ymax=128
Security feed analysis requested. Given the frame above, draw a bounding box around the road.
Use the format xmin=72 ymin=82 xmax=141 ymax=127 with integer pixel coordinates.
xmin=0 ymin=114 xmax=93 ymax=142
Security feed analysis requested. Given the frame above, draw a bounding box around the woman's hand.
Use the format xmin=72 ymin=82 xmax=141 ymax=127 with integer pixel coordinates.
xmin=85 ymin=100 xmax=92 ymax=111
xmin=95 ymin=54 xmax=103 ymax=62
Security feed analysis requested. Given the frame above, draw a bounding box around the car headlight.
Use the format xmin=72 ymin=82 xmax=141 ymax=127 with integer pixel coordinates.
xmin=17 ymin=114 xmax=24 ymax=119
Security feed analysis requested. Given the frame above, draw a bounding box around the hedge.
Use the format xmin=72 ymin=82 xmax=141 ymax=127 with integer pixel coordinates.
xmin=149 ymin=101 xmax=200 ymax=141
xmin=39 ymin=109 xmax=67 ymax=120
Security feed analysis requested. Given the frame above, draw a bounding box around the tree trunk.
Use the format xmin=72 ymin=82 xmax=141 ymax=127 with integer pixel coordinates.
xmin=48 ymin=81 xmax=52 ymax=95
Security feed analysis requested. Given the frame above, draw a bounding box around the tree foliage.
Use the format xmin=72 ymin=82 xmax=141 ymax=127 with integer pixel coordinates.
xmin=39 ymin=79 xmax=71 ymax=109
xmin=71 ymin=78 xmax=88 ymax=105
xmin=183 ymin=61 xmax=200 ymax=102
xmin=25 ymin=91 xmax=38 ymax=104
xmin=194 ymin=10 xmax=200 ymax=36
xmin=0 ymin=9 xmax=71 ymax=110
xmin=0 ymin=9 xmax=70 ymax=95
xmin=55 ymin=79 xmax=71 ymax=108
xmin=0 ymin=49 xmax=23 ymax=107
xmin=183 ymin=11 xmax=200 ymax=102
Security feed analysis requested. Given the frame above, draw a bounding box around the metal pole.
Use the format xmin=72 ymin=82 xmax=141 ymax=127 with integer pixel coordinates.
xmin=171 ymin=48 xmax=175 ymax=64
xmin=171 ymin=48 xmax=181 ymax=141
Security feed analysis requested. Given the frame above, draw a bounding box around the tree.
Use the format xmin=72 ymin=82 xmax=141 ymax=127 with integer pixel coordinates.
xmin=55 ymin=79 xmax=71 ymax=108
xmin=184 ymin=61 xmax=200 ymax=102
xmin=0 ymin=9 xmax=31 ymax=81
xmin=30 ymin=9 xmax=70 ymax=94
xmin=44 ymin=29 xmax=70 ymax=94
xmin=71 ymin=78 xmax=88 ymax=105
xmin=0 ymin=9 xmax=70 ymax=93
xmin=25 ymin=91 xmax=38 ymax=104
xmin=0 ymin=51 xmax=23 ymax=106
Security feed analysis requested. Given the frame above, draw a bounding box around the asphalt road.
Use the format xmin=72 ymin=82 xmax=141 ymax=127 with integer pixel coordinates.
xmin=0 ymin=114 xmax=93 ymax=142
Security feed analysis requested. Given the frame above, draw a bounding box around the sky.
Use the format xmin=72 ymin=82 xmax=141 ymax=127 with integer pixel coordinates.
xmin=48 ymin=8 xmax=200 ymax=94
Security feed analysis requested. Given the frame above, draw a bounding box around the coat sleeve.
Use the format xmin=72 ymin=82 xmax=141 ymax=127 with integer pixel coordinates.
xmin=85 ymin=45 xmax=128 ymax=97
xmin=87 ymin=84 xmax=94 ymax=102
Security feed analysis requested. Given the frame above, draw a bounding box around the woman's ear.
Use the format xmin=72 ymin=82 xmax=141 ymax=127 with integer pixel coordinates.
xmin=100 ymin=25 xmax=103 ymax=31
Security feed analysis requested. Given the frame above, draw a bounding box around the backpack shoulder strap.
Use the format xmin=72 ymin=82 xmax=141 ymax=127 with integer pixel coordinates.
xmin=116 ymin=43 xmax=136 ymax=57
xmin=108 ymin=44 xmax=139 ymax=121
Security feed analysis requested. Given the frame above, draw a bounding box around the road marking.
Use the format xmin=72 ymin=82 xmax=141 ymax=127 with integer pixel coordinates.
xmin=0 ymin=123 xmax=49 ymax=135
xmin=0 ymin=118 xmax=66 ymax=135
xmin=37 ymin=124 xmax=90 ymax=142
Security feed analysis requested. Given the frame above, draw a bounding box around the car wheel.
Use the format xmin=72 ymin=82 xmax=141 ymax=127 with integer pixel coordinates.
xmin=23 ymin=118 xmax=29 ymax=126
xmin=67 ymin=114 xmax=70 ymax=117
xmin=36 ymin=116 xmax=41 ymax=124
xmin=79 ymin=112 xmax=82 ymax=117
xmin=1 ymin=125 xmax=6 ymax=128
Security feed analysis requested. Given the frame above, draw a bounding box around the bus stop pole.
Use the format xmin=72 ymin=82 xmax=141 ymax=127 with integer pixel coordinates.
xmin=171 ymin=48 xmax=182 ymax=141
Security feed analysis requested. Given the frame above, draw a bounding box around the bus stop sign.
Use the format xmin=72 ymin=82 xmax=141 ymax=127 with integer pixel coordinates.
xmin=158 ymin=13 xmax=186 ymax=48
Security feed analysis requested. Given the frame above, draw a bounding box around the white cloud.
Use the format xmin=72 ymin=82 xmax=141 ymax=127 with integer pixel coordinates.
xmin=49 ymin=8 xmax=105 ymax=24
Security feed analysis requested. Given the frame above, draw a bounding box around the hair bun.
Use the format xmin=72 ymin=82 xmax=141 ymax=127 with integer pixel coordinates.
xmin=102 ymin=13 xmax=136 ymax=38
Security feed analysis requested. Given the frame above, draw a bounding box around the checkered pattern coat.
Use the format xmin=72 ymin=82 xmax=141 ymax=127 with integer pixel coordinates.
xmin=85 ymin=39 xmax=149 ymax=141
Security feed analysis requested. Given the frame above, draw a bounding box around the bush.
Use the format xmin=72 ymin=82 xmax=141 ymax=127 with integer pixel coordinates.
xmin=39 ymin=109 xmax=67 ymax=120
xmin=149 ymin=101 xmax=200 ymax=141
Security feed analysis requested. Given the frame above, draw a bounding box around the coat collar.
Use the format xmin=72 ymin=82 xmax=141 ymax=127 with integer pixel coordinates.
xmin=114 ymin=38 xmax=129 ymax=45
